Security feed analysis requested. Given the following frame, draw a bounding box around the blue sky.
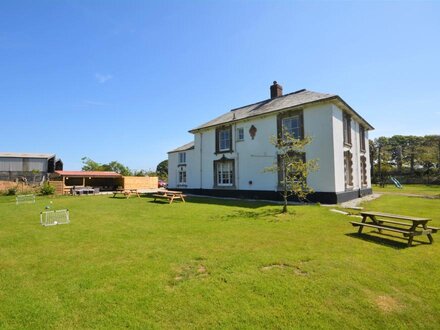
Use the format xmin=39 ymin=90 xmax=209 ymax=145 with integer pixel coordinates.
xmin=1 ymin=0 xmax=439 ymax=171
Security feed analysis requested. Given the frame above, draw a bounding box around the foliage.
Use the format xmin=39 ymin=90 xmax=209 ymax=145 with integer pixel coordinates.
xmin=156 ymin=160 xmax=168 ymax=180
xmin=370 ymin=135 xmax=439 ymax=183
xmin=265 ymin=133 xmax=318 ymax=213
xmin=39 ymin=182 xmax=55 ymax=195
xmin=5 ymin=187 xmax=17 ymax=196
xmin=81 ymin=157 xmax=133 ymax=176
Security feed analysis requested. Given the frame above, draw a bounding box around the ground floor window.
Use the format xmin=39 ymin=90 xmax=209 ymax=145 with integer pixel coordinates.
xmin=214 ymin=159 xmax=234 ymax=187
xmin=344 ymin=150 xmax=353 ymax=189
xmin=178 ymin=167 xmax=187 ymax=185
xmin=360 ymin=155 xmax=367 ymax=186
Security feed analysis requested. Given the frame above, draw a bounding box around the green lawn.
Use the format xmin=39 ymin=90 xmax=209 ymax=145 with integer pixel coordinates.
xmin=0 ymin=192 xmax=439 ymax=329
xmin=372 ymin=184 xmax=440 ymax=196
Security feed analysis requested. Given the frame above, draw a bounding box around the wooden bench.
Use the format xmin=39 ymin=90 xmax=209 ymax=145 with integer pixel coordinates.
xmin=152 ymin=191 xmax=186 ymax=204
xmin=350 ymin=211 xmax=438 ymax=246
xmin=112 ymin=189 xmax=140 ymax=199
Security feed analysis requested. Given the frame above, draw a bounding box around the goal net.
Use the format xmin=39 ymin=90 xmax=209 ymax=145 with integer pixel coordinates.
xmin=40 ymin=209 xmax=70 ymax=227
xmin=16 ymin=194 xmax=36 ymax=205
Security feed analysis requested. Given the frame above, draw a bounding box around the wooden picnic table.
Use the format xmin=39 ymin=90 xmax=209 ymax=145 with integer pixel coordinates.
xmin=350 ymin=211 xmax=438 ymax=246
xmin=152 ymin=190 xmax=186 ymax=204
xmin=112 ymin=189 xmax=140 ymax=199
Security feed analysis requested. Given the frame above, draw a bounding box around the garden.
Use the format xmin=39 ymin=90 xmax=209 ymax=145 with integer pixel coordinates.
xmin=0 ymin=186 xmax=439 ymax=329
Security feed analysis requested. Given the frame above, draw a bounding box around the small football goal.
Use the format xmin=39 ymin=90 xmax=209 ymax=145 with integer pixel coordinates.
xmin=16 ymin=194 xmax=36 ymax=205
xmin=40 ymin=209 xmax=70 ymax=227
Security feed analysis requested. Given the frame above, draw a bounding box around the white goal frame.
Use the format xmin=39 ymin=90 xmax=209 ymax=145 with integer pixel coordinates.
xmin=40 ymin=209 xmax=70 ymax=227
xmin=16 ymin=194 xmax=36 ymax=205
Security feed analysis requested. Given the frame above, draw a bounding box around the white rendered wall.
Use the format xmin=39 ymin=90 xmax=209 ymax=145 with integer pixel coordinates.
xmin=168 ymin=102 xmax=372 ymax=193
xmin=303 ymin=104 xmax=336 ymax=192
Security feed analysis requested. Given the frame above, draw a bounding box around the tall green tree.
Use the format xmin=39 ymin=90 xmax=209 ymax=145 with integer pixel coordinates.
xmin=265 ymin=133 xmax=318 ymax=213
xmin=156 ymin=160 xmax=168 ymax=180
xmin=81 ymin=157 xmax=133 ymax=176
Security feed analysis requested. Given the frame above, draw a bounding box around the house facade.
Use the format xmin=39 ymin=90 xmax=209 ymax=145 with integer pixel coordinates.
xmin=168 ymin=82 xmax=373 ymax=204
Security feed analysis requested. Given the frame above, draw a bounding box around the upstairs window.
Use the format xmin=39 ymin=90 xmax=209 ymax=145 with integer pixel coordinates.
xmin=277 ymin=110 xmax=303 ymax=141
xmin=343 ymin=113 xmax=352 ymax=146
xmin=216 ymin=126 xmax=232 ymax=153
xmin=236 ymin=127 xmax=244 ymax=141
xmin=359 ymin=126 xmax=366 ymax=152
xmin=282 ymin=116 xmax=301 ymax=139
xmin=178 ymin=152 xmax=186 ymax=164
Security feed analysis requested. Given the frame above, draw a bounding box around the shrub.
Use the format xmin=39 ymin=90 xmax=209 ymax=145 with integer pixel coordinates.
xmin=6 ymin=187 xmax=18 ymax=196
xmin=40 ymin=182 xmax=55 ymax=195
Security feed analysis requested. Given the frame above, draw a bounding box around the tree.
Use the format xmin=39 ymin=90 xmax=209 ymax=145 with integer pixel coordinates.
xmin=265 ymin=133 xmax=318 ymax=213
xmin=156 ymin=160 xmax=168 ymax=180
xmin=81 ymin=157 xmax=133 ymax=176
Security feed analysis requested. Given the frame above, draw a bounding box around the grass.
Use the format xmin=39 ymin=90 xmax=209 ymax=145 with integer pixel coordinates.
xmin=0 ymin=189 xmax=439 ymax=329
xmin=372 ymin=183 xmax=440 ymax=196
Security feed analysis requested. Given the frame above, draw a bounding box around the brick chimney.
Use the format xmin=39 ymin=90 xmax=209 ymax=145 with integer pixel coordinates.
xmin=270 ymin=81 xmax=283 ymax=99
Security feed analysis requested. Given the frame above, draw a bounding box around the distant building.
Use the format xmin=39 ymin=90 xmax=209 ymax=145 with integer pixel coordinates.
xmin=0 ymin=152 xmax=63 ymax=183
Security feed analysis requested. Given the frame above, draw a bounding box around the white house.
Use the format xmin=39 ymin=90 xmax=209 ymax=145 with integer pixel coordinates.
xmin=168 ymin=82 xmax=373 ymax=204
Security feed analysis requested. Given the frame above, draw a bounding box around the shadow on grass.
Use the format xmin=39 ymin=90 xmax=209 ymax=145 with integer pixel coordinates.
xmin=346 ymin=231 xmax=431 ymax=249
xmin=184 ymin=196 xmax=271 ymax=209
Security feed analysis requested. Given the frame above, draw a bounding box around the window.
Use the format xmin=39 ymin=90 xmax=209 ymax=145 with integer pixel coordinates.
xmin=282 ymin=116 xmax=301 ymax=139
xmin=214 ymin=159 xmax=234 ymax=187
xmin=178 ymin=167 xmax=187 ymax=185
xmin=344 ymin=150 xmax=353 ymax=189
xmin=216 ymin=126 xmax=232 ymax=153
xmin=360 ymin=126 xmax=366 ymax=152
xmin=236 ymin=127 xmax=244 ymax=141
xmin=277 ymin=110 xmax=303 ymax=140
xmin=360 ymin=156 xmax=367 ymax=186
xmin=343 ymin=113 xmax=352 ymax=146
xmin=178 ymin=152 xmax=186 ymax=164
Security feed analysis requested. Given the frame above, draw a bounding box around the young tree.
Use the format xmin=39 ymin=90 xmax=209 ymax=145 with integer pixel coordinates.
xmin=156 ymin=160 xmax=168 ymax=180
xmin=265 ymin=133 xmax=318 ymax=213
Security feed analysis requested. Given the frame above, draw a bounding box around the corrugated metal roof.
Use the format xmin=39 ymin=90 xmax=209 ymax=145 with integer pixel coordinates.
xmin=168 ymin=141 xmax=195 ymax=153
xmin=54 ymin=171 xmax=122 ymax=178
xmin=189 ymin=89 xmax=373 ymax=132
xmin=0 ymin=152 xmax=55 ymax=159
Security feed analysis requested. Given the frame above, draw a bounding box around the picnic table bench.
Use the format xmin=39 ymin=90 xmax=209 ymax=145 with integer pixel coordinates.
xmin=350 ymin=211 xmax=438 ymax=246
xmin=112 ymin=189 xmax=140 ymax=199
xmin=152 ymin=190 xmax=186 ymax=204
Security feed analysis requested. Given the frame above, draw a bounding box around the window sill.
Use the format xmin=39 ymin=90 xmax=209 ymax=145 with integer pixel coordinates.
xmin=214 ymin=150 xmax=233 ymax=155
xmin=213 ymin=185 xmax=236 ymax=190
xmin=178 ymin=163 xmax=186 ymax=166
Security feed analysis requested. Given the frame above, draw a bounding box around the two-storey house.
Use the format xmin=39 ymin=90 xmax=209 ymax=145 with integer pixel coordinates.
xmin=168 ymin=82 xmax=373 ymax=203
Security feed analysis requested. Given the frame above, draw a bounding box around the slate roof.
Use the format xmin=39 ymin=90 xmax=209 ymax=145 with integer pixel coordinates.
xmin=189 ymin=89 xmax=373 ymax=132
xmin=0 ymin=152 xmax=55 ymax=159
xmin=168 ymin=141 xmax=195 ymax=154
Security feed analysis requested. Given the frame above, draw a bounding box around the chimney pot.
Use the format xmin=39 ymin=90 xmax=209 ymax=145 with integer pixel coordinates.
xmin=270 ymin=81 xmax=283 ymax=99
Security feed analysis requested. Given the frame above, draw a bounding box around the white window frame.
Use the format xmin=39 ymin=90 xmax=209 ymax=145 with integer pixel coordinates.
xmin=178 ymin=168 xmax=187 ymax=184
xmin=178 ymin=152 xmax=186 ymax=164
xmin=219 ymin=128 xmax=231 ymax=152
xmin=236 ymin=127 xmax=244 ymax=141
xmin=216 ymin=161 xmax=233 ymax=186
xmin=282 ymin=115 xmax=300 ymax=139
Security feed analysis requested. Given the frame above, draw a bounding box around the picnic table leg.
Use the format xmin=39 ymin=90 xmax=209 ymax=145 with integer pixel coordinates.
xmin=407 ymin=223 xmax=419 ymax=247
xmin=358 ymin=215 xmax=367 ymax=234
xmin=169 ymin=195 xmax=174 ymax=204
xmin=181 ymin=194 xmax=185 ymax=202
xmin=423 ymin=223 xmax=434 ymax=244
